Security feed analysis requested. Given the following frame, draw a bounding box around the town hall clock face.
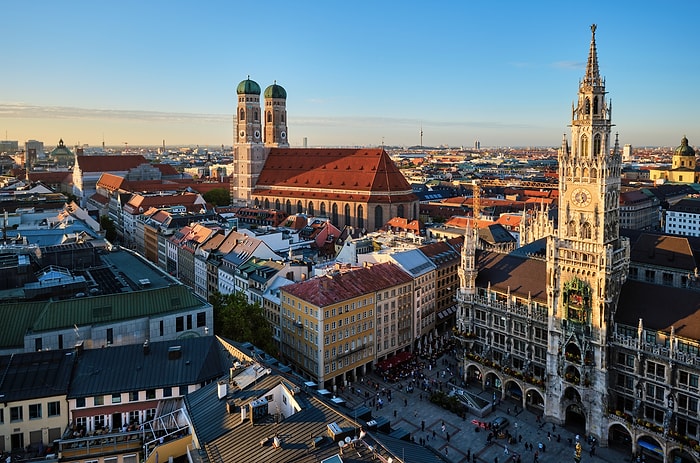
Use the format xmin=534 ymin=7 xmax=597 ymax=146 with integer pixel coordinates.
xmin=571 ymin=187 xmax=592 ymax=207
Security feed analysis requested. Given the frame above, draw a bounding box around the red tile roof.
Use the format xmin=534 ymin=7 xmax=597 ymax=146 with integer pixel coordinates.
xmin=254 ymin=148 xmax=415 ymax=203
xmin=28 ymin=171 xmax=72 ymax=184
xmin=153 ymin=163 xmax=180 ymax=176
xmin=76 ymin=155 xmax=148 ymax=173
xmin=283 ymin=262 xmax=412 ymax=307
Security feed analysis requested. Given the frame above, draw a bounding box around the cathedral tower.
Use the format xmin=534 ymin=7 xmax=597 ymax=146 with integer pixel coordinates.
xmin=264 ymin=82 xmax=289 ymax=147
xmin=545 ymin=25 xmax=630 ymax=437
xmin=232 ymin=77 xmax=267 ymax=206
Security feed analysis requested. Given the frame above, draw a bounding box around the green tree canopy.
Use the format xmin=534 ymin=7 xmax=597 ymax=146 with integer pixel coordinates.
xmin=203 ymin=188 xmax=231 ymax=207
xmin=210 ymin=291 xmax=276 ymax=356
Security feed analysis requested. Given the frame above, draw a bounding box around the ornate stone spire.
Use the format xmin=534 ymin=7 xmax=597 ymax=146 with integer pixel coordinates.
xmin=584 ymin=24 xmax=601 ymax=86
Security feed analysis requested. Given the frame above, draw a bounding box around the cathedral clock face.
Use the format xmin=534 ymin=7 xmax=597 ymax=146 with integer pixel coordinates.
xmin=571 ymin=188 xmax=592 ymax=207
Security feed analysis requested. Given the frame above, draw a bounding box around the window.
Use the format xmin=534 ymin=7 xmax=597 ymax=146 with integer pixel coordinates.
xmin=48 ymin=401 xmax=61 ymax=416
xmin=94 ymin=395 xmax=104 ymax=406
xmin=197 ymin=311 xmax=206 ymax=328
xmin=35 ymin=337 xmax=42 ymax=351
xmin=10 ymin=406 xmax=23 ymax=422
xmin=146 ymin=389 xmax=156 ymax=400
xmin=129 ymin=391 xmax=139 ymax=402
xmin=107 ymin=328 xmax=113 ymax=345
xmin=176 ymin=316 xmax=184 ymax=332
xmin=679 ymin=371 xmax=699 ymax=390
xmin=163 ymin=387 xmax=173 ymax=398
xmin=28 ymin=404 xmax=42 ymax=420
xmin=112 ymin=393 xmax=121 ymax=404
xmin=76 ymin=397 xmax=86 ymax=408
xmin=0 ymin=408 xmax=3 ymax=423
xmin=179 ymin=385 xmax=188 ymax=396
xmin=647 ymin=361 xmax=665 ymax=380
xmin=187 ymin=314 xmax=192 ymax=330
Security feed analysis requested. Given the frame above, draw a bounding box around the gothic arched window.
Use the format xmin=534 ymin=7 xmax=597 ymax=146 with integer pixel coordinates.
xmin=332 ymin=203 xmax=339 ymax=225
xmin=397 ymin=204 xmax=405 ymax=218
xmin=344 ymin=204 xmax=351 ymax=226
xmin=593 ymin=134 xmax=602 ymax=157
xmin=593 ymin=96 xmax=599 ymax=115
xmin=286 ymin=200 xmax=292 ymax=215
xmin=254 ymin=110 xmax=259 ymax=121
xmin=568 ymin=220 xmax=577 ymax=237
xmin=581 ymin=222 xmax=592 ymax=240
xmin=264 ymin=198 xmax=270 ymax=209
xmin=585 ymin=98 xmax=591 ymax=115
xmin=308 ymin=201 xmax=314 ymax=216
xmin=374 ymin=206 xmax=384 ymax=229
xmin=357 ymin=205 xmax=364 ymax=229
xmin=239 ymin=109 xmax=245 ymax=121
xmin=297 ymin=201 xmax=303 ymax=214
xmin=320 ymin=202 xmax=326 ymax=217
xmin=254 ymin=198 xmax=260 ymax=208
xmin=275 ymin=199 xmax=280 ymax=210
xmin=267 ymin=111 xmax=272 ymax=123
xmin=580 ymin=134 xmax=589 ymax=158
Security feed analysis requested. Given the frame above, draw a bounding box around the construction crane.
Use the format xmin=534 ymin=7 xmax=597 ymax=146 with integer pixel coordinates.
xmin=471 ymin=178 xmax=558 ymax=218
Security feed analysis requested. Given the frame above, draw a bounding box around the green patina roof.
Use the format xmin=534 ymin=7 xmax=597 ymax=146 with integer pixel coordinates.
xmin=237 ymin=77 xmax=261 ymax=95
xmin=675 ymin=136 xmax=696 ymax=157
xmin=264 ymin=82 xmax=287 ymax=99
xmin=0 ymin=285 xmax=206 ymax=349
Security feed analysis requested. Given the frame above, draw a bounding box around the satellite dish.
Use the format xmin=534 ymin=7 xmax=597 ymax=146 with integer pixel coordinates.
xmin=345 ymin=437 xmax=351 ymax=444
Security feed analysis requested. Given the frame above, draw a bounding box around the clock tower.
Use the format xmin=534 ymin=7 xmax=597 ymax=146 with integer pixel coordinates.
xmin=545 ymin=25 xmax=630 ymax=439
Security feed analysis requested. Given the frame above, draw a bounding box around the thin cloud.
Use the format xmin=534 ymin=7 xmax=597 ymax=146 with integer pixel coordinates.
xmin=552 ymin=60 xmax=584 ymax=70
xmin=295 ymin=115 xmax=542 ymax=130
xmin=0 ymin=103 xmax=229 ymax=124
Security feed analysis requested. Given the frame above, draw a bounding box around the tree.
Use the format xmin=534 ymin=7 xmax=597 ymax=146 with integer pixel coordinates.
xmin=100 ymin=215 xmax=117 ymax=242
xmin=203 ymin=188 xmax=231 ymax=207
xmin=210 ymin=291 xmax=275 ymax=355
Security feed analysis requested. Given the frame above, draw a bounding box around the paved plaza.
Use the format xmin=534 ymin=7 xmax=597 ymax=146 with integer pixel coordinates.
xmin=336 ymin=351 xmax=632 ymax=463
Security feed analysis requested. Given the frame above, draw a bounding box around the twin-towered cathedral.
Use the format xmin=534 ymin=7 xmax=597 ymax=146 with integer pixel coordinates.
xmin=230 ymin=78 xmax=419 ymax=232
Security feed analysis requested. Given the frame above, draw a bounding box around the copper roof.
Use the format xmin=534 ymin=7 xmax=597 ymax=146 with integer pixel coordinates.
xmin=617 ymin=279 xmax=700 ymax=340
xmin=475 ymin=251 xmax=547 ymax=302
xmin=283 ymin=262 xmax=412 ymax=307
xmin=630 ymin=233 xmax=696 ymax=271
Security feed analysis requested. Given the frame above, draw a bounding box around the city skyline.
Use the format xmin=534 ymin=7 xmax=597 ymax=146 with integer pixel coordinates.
xmin=3 ymin=1 xmax=699 ymax=149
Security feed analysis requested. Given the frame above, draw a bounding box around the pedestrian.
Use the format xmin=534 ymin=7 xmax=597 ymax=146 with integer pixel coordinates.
xmin=445 ymin=447 xmax=449 ymax=457
xmin=534 ymin=451 xmax=539 ymax=463
xmin=422 ymin=420 xmax=425 ymax=432
xmin=433 ymin=430 xmax=436 ymax=439
xmin=495 ymin=457 xmax=499 ymax=463
xmin=447 ymin=432 xmax=451 ymax=442
xmin=394 ymin=410 xmax=397 ymax=418
xmin=467 ymin=449 xmax=472 ymax=461
xmin=504 ymin=446 xmax=509 ymax=455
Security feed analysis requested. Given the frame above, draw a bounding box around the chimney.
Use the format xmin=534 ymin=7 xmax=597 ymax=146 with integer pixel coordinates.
xmin=217 ymin=381 xmax=227 ymax=400
xmin=74 ymin=340 xmax=84 ymax=356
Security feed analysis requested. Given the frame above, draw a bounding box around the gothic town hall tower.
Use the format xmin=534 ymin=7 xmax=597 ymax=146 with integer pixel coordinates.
xmin=545 ymin=24 xmax=630 ymax=436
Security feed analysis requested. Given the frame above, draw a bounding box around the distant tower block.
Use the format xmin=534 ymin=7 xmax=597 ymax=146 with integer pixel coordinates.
xmin=623 ymin=144 xmax=632 ymax=162
xmin=474 ymin=140 xmax=481 ymax=150
xmin=303 ymin=137 xmax=308 ymax=148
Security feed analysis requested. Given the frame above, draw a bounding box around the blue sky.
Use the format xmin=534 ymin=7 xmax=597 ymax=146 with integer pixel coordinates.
xmin=2 ymin=1 xmax=699 ymax=149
